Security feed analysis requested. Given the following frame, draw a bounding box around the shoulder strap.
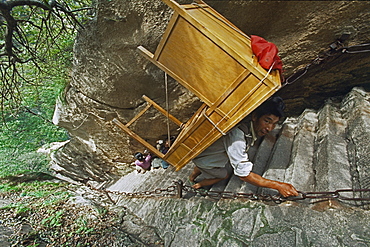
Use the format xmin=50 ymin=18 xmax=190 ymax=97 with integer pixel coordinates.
xmin=238 ymin=122 xmax=255 ymax=152
xmin=238 ymin=122 xmax=251 ymax=136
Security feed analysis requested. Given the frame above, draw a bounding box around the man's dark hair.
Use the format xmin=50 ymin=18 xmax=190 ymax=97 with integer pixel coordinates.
xmin=253 ymin=96 xmax=285 ymax=119
xmin=134 ymin=152 xmax=144 ymax=161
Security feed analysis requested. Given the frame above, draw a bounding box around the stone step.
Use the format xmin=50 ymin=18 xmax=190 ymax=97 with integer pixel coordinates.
xmin=223 ymin=174 xmax=245 ymax=193
xmin=314 ymin=102 xmax=352 ymax=193
xmin=260 ymin=118 xmax=297 ymax=195
xmin=145 ymin=164 xmax=191 ymax=192
xmin=108 ymin=87 xmax=369 ymax=207
xmin=107 ymin=172 xmax=145 ymax=192
xmin=107 ymin=160 xmax=193 ymax=195
xmin=283 ymin=109 xmax=317 ymax=193
xmin=253 ymin=127 xmax=281 ymax=175
xmin=132 ymin=167 xmax=168 ymax=193
xmin=209 ymin=163 xmax=233 ymax=192
xmin=340 ymin=87 xmax=370 ymax=208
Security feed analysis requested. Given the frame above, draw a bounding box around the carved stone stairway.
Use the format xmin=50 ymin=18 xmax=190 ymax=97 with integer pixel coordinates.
xmin=107 ymin=87 xmax=370 ymax=209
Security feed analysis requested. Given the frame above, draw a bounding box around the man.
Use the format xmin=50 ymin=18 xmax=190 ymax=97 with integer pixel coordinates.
xmin=189 ymin=96 xmax=299 ymax=197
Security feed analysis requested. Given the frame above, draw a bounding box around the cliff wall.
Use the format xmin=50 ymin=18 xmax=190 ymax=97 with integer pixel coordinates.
xmin=48 ymin=1 xmax=370 ymax=245
xmin=51 ymin=0 xmax=370 ymax=189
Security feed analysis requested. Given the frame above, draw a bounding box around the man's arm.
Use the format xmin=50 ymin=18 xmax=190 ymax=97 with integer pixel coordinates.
xmin=240 ymin=172 xmax=299 ymax=197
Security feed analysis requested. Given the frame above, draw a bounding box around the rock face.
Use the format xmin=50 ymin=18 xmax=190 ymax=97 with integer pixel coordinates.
xmin=49 ymin=1 xmax=370 ymax=245
xmin=51 ymin=0 xmax=370 ymax=186
xmin=100 ymin=87 xmax=370 ymax=246
xmin=113 ymin=197 xmax=370 ymax=247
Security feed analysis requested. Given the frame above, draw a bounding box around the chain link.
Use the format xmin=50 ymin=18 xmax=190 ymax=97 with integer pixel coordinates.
xmin=284 ymin=42 xmax=370 ymax=85
xmin=86 ymin=182 xmax=179 ymax=200
xmin=86 ymin=180 xmax=370 ymax=206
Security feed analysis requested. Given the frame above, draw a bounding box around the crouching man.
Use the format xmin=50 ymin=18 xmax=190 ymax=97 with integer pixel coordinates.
xmin=189 ymin=96 xmax=298 ymax=197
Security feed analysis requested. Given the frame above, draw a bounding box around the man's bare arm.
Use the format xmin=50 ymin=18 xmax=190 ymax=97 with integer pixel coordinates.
xmin=240 ymin=172 xmax=299 ymax=197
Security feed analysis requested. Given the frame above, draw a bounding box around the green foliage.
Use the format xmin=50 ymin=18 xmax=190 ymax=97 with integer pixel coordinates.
xmin=75 ymin=217 xmax=95 ymax=234
xmin=0 ymin=78 xmax=68 ymax=148
xmin=0 ymin=177 xmax=138 ymax=246
xmin=0 ymin=151 xmax=51 ymax=178
xmin=0 ymin=0 xmax=93 ymax=111
xmin=0 ymin=75 xmax=69 ymax=177
xmin=0 ymin=0 xmax=93 ymax=177
xmin=1 ymin=202 xmax=32 ymax=216
xmin=42 ymin=210 xmax=64 ymax=227
xmin=0 ymin=1 xmax=121 ymax=245
xmin=0 ymin=183 xmax=22 ymax=192
xmin=0 ymin=181 xmax=70 ymax=222
xmin=0 ymin=181 xmax=68 ymax=197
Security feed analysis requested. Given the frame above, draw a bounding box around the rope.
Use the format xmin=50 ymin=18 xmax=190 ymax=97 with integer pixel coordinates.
xmin=203 ymin=113 xmax=227 ymax=135
xmin=165 ymin=72 xmax=171 ymax=146
xmin=175 ymin=63 xmax=275 ymax=165
xmin=259 ymin=61 xmax=275 ymax=84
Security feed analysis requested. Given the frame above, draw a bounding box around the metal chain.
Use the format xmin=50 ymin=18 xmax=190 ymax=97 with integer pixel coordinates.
xmin=86 ymin=182 xmax=180 ymax=202
xmin=284 ymin=42 xmax=370 ymax=86
xmin=86 ymin=180 xmax=370 ymax=206
xmin=342 ymin=43 xmax=370 ymax=54
xmin=182 ymin=184 xmax=370 ymax=204
xmin=291 ymin=189 xmax=370 ymax=202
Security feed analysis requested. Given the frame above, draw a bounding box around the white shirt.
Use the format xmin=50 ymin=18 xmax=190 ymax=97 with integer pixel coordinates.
xmin=193 ymin=122 xmax=256 ymax=177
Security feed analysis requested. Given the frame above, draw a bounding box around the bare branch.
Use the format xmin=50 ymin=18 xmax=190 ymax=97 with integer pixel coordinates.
xmin=0 ymin=0 xmax=92 ymax=113
xmin=1 ymin=0 xmax=52 ymax=11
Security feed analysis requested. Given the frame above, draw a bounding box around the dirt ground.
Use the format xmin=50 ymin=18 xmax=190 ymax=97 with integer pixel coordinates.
xmin=0 ymin=175 xmax=163 ymax=247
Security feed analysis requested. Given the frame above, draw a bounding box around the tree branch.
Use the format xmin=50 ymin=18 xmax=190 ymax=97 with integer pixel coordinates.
xmin=1 ymin=0 xmax=53 ymax=11
xmin=0 ymin=0 xmax=92 ymax=113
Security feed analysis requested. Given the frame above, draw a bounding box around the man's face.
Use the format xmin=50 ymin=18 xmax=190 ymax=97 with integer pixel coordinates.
xmin=252 ymin=114 xmax=280 ymax=137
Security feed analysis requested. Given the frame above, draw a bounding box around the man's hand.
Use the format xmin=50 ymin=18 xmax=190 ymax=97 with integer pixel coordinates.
xmin=274 ymin=182 xmax=299 ymax=197
xmin=240 ymin=172 xmax=299 ymax=197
